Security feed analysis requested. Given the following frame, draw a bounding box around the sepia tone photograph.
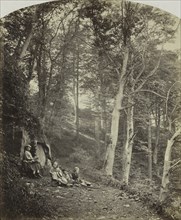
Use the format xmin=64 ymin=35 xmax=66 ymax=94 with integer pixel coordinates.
xmin=0 ymin=0 xmax=181 ymax=219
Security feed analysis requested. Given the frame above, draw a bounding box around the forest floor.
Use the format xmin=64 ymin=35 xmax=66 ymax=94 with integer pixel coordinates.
xmin=21 ymin=176 xmax=164 ymax=220
xmin=32 ymin=125 xmax=168 ymax=220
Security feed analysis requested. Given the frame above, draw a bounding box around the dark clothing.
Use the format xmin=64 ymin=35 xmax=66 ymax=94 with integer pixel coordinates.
xmin=72 ymin=172 xmax=79 ymax=181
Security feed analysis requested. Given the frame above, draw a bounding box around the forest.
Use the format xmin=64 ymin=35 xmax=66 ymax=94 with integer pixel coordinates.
xmin=0 ymin=0 xmax=181 ymax=219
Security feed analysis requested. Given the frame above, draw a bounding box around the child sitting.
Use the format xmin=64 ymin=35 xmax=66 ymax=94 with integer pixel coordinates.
xmin=50 ymin=161 xmax=68 ymax=186
xmin=72 ymin=166 xmax=92 ymax=187
xmin=72 ymin=166 xmax=80 ymax=183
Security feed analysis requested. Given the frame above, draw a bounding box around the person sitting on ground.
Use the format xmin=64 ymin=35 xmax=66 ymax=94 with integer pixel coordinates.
xmin=50 ymin=161 xmax=68 ymax=186
xmin=72 ymin=166 xmax=80 ymax=183
xmin=62 ymin=169 xmax=72 ymax=183
xmin=72 ymin=166 xmax=92 ymax=187
xmin=23 ymin=145 xmax=42 ymax=178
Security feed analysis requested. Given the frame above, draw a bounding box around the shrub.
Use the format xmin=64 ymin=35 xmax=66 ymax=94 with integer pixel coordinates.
xmin=1 ymin=152 xmax=55 ymax=219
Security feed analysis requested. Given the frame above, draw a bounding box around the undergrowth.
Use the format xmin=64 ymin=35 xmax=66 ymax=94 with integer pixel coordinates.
xmin=0 ymin=152 xmax=56 ymax=219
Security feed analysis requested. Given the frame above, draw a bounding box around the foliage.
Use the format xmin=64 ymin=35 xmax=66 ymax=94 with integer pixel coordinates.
xmin=1 ymin=0 xmax=181 ymax=219
xmin=0 ymin=152 xmax=56 ymax=218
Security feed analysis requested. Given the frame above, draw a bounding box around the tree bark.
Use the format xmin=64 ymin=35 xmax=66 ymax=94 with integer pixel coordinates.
xmin=72 ymin=47 xmax=80 ymax=138
xmin=95 ymin=115 xmax=101 ymax=156
xmin=153 ymin=104 xmax=161 ymax=165
xmin=19 ymin=29 xmax=33 ymax=61
xmin=104 ymin=88 xmax=123 ymax=176
xmin=76 ymin=49 xmax=79 ymax=138
xmin=148 ymin=112 xmax=152 ymax=181
xmin=104 ymin=46 xmax=129 ymax=176
xmin=18 ymin=9 xmax=38 ymax=64
xmin=37 ymin=44 xmax=46 ymax=119
xmin=159 ymin=128 xmax=181 ymax=202
xmin=122 ymin=97 xmax=134 ymax=185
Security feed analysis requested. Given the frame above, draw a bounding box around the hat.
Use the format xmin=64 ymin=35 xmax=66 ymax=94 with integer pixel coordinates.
xmin=25 ymin=145 xmax=31 ymax=150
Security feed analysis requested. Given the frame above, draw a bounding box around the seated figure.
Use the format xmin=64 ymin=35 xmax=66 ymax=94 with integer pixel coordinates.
xmin=50 ymin=161 xmax=68 ymax=186
xmin=23 ymin=145 xmax=42 ymax=178
xmin=72 ymin=166 xmax=92 ymax=187
xmin=72 ymin=166 xmax=80 ymax=183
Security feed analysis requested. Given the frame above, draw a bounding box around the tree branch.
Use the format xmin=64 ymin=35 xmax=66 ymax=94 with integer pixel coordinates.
xmin=165 ymin=81 xmax=181 ymax=120
xmin=131 ymin=89 xmax=166 ymax=99
xmin=170 ymin=159 xmax=181 ymax=172
xmin=136 ymin=49 xmax=163 ymax=91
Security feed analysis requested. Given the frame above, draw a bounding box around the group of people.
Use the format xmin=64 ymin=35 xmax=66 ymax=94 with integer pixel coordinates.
xmin=50 ymin=161 xmax=82 ymax=186
xmin=23 ymin=143 xmax=90 ymax=187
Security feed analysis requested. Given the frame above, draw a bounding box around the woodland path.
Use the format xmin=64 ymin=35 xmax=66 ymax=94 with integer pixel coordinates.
xmin=23 ymin=177 xmax=164 ymax=220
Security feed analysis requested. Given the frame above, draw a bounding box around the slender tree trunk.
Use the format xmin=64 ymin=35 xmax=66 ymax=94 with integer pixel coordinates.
xmin=18 ymin=8 xmax=38 ymax=64
xmin=153 ymin=105 xmax=161 ymax=165
xmin=159 ymin=128 xmax=181 ymax=202
xmin=148 ymin=112 xmax=152 ymax=181
xmin=95 ymin=89 xmax=101 ymax=151
xmin=122 ymin=97 xmax=134 ymax=184
xmin=19 ymin=29 xmax=33 ymax=61
xmin=104 ymin=92 xmax=122 ymax=176
xmin=37 ymin=41 xmax=47 ymax=136
xmin=73 ymin=79 xmax=77 ymax=123
xmin=105 ymin=88 xmax=124 ymax=175
xmin=72 ymin=69 xmax=79 ymax=135
xmin=104 ymin=46 xmax=129 ymax=176
xmin=75 ymin=48 xmax=79 ymax=138
xmin=95 ymin=115 xmax=101 ymax=157
xmin=38 ymin=48 xmax=46 ymax=113
xmin=100 ymin=110 xmax=104 ymax=130
xmin=72 ymin=46 xmax=79 ymax=137
xmin=101 ymin=98 xmax=107 ymax=130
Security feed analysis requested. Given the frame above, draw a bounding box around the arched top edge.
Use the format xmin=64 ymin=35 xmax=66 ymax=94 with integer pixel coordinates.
xmin=0 ymin=0 xmax=181 ymax=18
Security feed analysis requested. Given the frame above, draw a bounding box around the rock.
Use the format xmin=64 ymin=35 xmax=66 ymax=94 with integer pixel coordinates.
xmin=103 ymin=207 xmax=108 ymax=210
xmin=56 ymin=195 xmax=63 ymax=199
xmin=123 ymin=204 xmax=130 ymax=208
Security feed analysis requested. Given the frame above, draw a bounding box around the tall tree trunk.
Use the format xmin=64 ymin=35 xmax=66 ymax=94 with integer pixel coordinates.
xmin=72 ymin=46 xmax=79 ymax=138
xmin=72 ymin=68 xmax=79 ymax=136
xmin=75 ymin=48 xmax=79 ymax=138
xmin=104 ymin=46 xmax=129 ymax=176
xmin=73 ymin=76 xmax=77 ymax=123
xmin=18 ymin=8 xmax=38 ymax=64
xmin=104 ymin=87 xmax=123 ymax=176
xmin=153 ymin=104 xmax=161 ymax=165
xmin=95 ymin=115 xmax=101 ymax=157
xmin=122 ymin=97 xmax=134 ymax=185
xmin=159 ymin=128 xmax=181 ymax=202
xmin=95 ymin=89 xmax=101 ymax=152
xmin=37 ymin=42 xmax=47 ymax=135
xmin=101 ymin=97 xmax=107 ymax=130
xmin=19 ymin=29 xmax=33 ymax=62
xmin=148 ymin=112 xmax=152 ymax=181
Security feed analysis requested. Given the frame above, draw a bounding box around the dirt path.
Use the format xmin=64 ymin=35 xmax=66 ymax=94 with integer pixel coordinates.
xmin=24 ymin=177 xmax=163 ymax=220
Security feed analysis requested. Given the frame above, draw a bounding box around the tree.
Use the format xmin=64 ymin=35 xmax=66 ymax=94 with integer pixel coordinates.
xmin=82 ymin=0 xmax=177 ymax=180
xmin=159 ymin=79 xmax=181 ymax=202
xmin=160 ymin=128 xmax=181 ymax=202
